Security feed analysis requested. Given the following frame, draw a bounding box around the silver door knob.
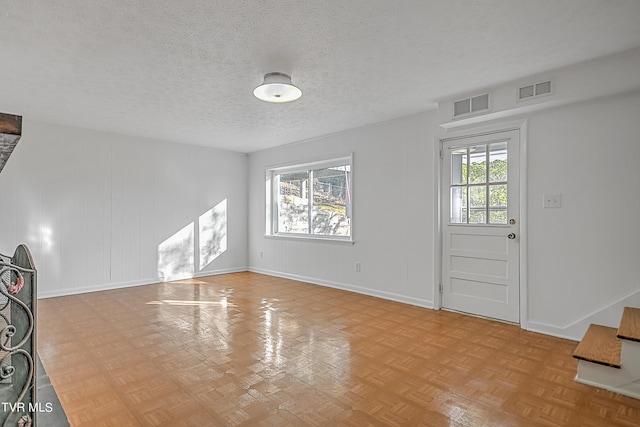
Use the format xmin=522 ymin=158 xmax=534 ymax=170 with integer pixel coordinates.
xmin=507 ymin=233 xmax=516 ymax=239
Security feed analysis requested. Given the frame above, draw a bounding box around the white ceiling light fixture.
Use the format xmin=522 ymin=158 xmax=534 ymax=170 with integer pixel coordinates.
xmin=253 ymin=72 xmax=302 ymax=103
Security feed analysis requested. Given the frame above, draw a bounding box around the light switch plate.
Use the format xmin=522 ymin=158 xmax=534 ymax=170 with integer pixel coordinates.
xmin=543 ymin=193 xmax=562 ymax=208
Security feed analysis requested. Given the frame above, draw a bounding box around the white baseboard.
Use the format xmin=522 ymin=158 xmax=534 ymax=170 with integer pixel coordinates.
xmin=37 ymin=266 xmax=249 ymax=299
xmin=37 ymin=277 xmax=159 ymax=299
xmin=248 ymin=267 xmax=434 ymax=310
xmin=526 ymin=288 xmax=640 ymax=342
xmin=39 ymin=266 xmax=435 ymax=310
xmin=193 ymin=267 xmax=248 ymax=279
xmin=41 ymin=266 xmax=636 ymax=345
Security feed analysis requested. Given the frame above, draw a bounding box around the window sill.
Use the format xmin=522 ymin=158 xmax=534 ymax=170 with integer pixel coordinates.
xmin=264 ymin=234 xmax=355 ymax=245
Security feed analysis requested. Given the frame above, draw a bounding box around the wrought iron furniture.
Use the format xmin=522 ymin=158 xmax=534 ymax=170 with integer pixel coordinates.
xmin=1 ymin=245 xmax=37 ymax=427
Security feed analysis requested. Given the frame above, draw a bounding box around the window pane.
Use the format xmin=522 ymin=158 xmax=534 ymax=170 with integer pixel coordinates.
xmin=277 ymin=171 xmax=309 ymax=234
xmin=469 ymin=145 xmax=487 ymax=184
xmin=311 ymin=166 xmax=351 ymax=236
xmin=469 ymin=185 xmax=486 ymax=224
xmin=450 ymin=186 xmax=467 ymax=223
xmin=489 ymin=142 xmax=508 ymax=182
xmin=451 ymin=148 xmax=467 ymax=185
xmin=489 ymin=209 xmax=507 ymax=224
xmin=489 ymin=184 xmax=507 ymax=224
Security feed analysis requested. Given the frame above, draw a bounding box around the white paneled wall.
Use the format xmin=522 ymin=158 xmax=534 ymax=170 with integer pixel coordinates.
xmin=0 ymin=120 xmax=248 ymax=297
xmin=248 ymin=113 xmax=438 ymax=308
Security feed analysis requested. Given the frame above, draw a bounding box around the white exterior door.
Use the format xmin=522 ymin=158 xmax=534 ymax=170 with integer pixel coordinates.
xmin=441 ymin=130 xmax=520 ymax=323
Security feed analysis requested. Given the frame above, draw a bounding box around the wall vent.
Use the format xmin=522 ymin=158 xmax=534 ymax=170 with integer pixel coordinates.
xmin=518 ymin=80 xmax=552 ymax=101
xmin=453 ymin=93 xmax=490 ymax=118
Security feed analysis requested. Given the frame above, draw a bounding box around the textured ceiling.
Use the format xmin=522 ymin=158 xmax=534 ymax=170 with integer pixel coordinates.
xmin=1 ymin=1 xmax=640 ymax=153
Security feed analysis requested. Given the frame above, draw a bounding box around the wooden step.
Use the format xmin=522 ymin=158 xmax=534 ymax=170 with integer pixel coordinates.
xmin=617 ymin=306 xmax=640 ymax=342
xmin=573 ymin=324 xmax=621 ymax=368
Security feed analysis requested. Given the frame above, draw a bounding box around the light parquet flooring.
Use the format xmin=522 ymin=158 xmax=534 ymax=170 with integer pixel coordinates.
xmin=37 ymin=272 xmax=640 ymax=426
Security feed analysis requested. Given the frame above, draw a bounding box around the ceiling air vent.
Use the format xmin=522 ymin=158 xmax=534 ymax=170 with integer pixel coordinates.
xmin=518 ymin=80 xmax=552 ymax=101
xmin=453 ymin=93 xmax=490 ymax=118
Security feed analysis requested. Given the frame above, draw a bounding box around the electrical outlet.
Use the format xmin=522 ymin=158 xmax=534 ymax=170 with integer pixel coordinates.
xmin=260 ymin=251 xmax=264 ymax=259
xmin=355 ymin=262 xmax=361 ymax=272
xmin=543 ymin=193 xmax=562 ymax=208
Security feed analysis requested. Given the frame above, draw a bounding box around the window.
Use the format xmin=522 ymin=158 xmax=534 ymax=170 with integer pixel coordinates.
xmin=267 ymin=155 xmax=352 ymax=240
xmin=450 ymin=142 xmax=508 ymax=224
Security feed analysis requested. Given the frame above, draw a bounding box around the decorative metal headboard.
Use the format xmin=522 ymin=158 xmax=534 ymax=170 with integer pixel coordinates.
xmin=1 ymin=245 xmax=36 ymax=427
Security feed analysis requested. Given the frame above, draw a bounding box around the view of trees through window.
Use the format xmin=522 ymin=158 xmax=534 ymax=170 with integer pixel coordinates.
xmin=275 ymin=162 xmax=351 ymax=237
xmin=451 ymin=143 xmax=508 ymax=224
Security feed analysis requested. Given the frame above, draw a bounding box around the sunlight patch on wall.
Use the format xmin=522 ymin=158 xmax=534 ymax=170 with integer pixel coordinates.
xmin=199 ymin=199 xmax=227 ymax=270
xmin=157 ymin=199 xmax=228 ymax=282
xmin=157 ymin=223 xmax=194 ymax=282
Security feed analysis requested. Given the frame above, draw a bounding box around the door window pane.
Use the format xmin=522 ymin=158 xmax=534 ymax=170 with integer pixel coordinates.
xmin=451 ymin=148 xmax=467 ymax=185
xmin=489 ymin=142 xmax=508 ymax=182
xmin=469 ymin=145 xmax=487 ymax=184
xmin=469 ymin=186 xmax=486 ymax=224
xmin=489 ymin=184 xmax=507 ymax=224
xmin=451 ymin=186 xmax=467 ymax=223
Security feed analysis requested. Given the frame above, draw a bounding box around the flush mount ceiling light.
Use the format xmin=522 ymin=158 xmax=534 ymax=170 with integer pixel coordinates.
xmin=253 ymin=72 xmax=302 ymax=103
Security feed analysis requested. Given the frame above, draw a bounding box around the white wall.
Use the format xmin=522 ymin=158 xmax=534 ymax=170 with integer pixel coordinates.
xmin=0 ymin=120 xmax=248 ymax=297
xmin=525 ymin=90 xmax=640 ymax=339
xmin=247 ymin=90 xmax=640 ymax=341
xmin=248 ymin=112 xmax=438 ymax=308
xmin=3 ymin=72 xmax=638 ymax=342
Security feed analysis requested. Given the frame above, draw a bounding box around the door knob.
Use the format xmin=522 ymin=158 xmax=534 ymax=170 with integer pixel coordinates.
xmin=507 ymin=233 xmax=516 ymax=239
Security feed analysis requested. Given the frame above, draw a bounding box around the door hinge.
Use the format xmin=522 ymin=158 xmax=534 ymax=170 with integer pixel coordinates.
xmin=439 ymin=150 xmax=444 ymax=160
xmin=439 ymin=283 xmax=443 ymax=293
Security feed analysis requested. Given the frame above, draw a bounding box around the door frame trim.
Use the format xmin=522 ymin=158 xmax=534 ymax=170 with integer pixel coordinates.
xmin=434 ymin=119 xmax=528 ymax=329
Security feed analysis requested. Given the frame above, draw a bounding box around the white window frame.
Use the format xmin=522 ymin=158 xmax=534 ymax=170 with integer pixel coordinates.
xmin=265 ymin=154 xmax=353 ymax=243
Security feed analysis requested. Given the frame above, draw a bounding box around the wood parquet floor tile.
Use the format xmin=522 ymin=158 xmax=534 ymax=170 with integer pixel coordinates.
xmin=37 ymin=272 xmax=640 ymax=426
